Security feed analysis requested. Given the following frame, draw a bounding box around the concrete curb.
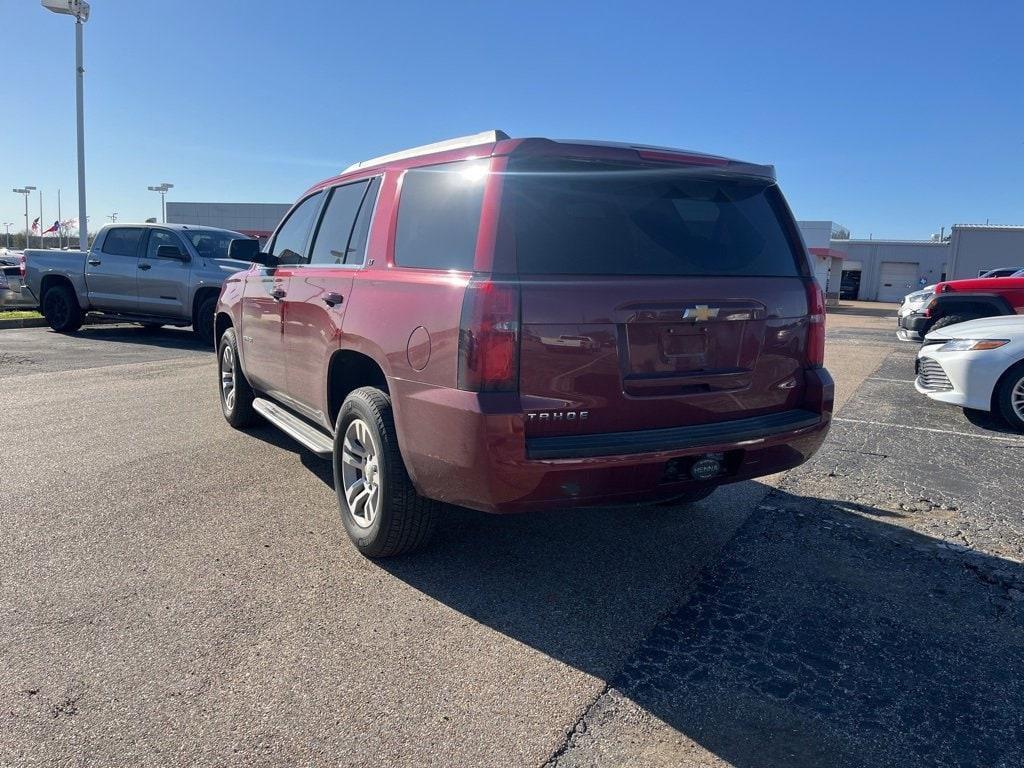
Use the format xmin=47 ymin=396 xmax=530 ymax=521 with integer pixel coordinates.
xmin=0 ymin=317 xmax=48 ymax=329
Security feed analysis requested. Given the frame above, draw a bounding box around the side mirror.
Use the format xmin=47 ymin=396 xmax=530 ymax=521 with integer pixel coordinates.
xmin=156 ymin=244 xmax=189 ymax=261
xmin=228 ymin=238 xmax=275 ymax=266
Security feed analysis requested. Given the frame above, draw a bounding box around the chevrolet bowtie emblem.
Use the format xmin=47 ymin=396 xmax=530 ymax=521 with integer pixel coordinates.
xmin=683 ymin=304 xmax=719 ymax=321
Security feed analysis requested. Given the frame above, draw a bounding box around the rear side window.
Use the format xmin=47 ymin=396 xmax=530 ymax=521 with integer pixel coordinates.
xmin=271 ymin=191 xmax=324 ymax=264
xmin=309 ymin=181 xmax=369 ymax=265
xmin=502 ymin=159 xmax=802 ymax=277
xmin=394 ymin=160 xmax=486 ymax=271
xmin=102 ymin=228 xmax=143 ymax=257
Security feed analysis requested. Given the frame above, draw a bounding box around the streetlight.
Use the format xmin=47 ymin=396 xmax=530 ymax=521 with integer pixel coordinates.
xmin=13 ymin=187 xmax=36 ymax=249
xmin=41 ymin=0 xmax=90 ymax=250
xmin=147 ymin=183 xmax=174 ymax=223
xmin=3 ymin=223 xmax=14 ymax=249
xmin=107 ymin=213 xmax=118 ymax=223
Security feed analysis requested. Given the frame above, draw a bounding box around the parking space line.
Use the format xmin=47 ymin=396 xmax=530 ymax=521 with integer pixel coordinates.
xmin=833 ymin=416 xmax=1024 ymax=444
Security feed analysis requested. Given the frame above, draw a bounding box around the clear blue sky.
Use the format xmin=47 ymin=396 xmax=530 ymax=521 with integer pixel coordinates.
xmin=2 ymin=0 xmax=1021 ymax=238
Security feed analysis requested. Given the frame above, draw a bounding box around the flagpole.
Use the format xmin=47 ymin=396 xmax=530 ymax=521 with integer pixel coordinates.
xmin=57 ymin=189 xmax=63 ymax=249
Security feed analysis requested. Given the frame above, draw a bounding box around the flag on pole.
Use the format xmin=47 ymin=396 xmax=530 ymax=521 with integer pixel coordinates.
xmin=43 ymin=220 xmax=60 ymax=234
xmin=31 ymin=217 xmax=40 ymax=234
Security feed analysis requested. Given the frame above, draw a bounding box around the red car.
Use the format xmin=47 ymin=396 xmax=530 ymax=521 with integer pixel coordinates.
xmin=215 ymin=131 xmax=833 ymax=557
xmin=899 ymin=275 xmax=1024 ymax=340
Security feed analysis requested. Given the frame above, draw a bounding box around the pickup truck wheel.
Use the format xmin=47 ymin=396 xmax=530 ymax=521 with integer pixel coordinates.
xmin=194 ymin=296 xmax=217 ymax=345
xmin=334 ymin=387 xmax=439 ymax=558
xmin=651 ymin=487 xmax=717 ymax=507
xmin=218 ymin=328 xmax=258 ymax=428
xmin=41 ymin=284 xmax=84 ymax=333
xmin=929 ymin=314 xmax=976 ymax=333
xmin=996 ymin=361 xmax=1024 ymax=432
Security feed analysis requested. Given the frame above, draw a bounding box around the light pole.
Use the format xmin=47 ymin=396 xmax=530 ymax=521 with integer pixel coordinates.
xmin=3 ymin=223 xmax=13 ymax=249
xmin=13 ymin=187 xmax=35 ymax=249
xmin=42 ymin=1 xmax=90 ymax=250
xmin=107 ymin=213 xmax=118 ymax=223
xmin=147 ymin=183 xmax=174 ymax=223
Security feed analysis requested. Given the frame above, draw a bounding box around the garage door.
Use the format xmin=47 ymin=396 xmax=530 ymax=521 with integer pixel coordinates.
xmin=877 ymin=262 xmax=919 ymax=302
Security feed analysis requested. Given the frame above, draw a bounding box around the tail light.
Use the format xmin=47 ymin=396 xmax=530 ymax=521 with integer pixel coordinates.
xmin=805 ymin=279 xmax=826 ymax=368
xmin=457 ymin=278 xmax=520 ymax=392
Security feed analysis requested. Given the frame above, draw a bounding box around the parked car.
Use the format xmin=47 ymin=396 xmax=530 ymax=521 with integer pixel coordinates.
xmin=898 ymin=285 xmax=936 ymax=321
xmin=978 ymin=267 xmax=1024 ymax=278
xmin=915 ymin=315 xmax=1024 ymax=431
xmin=0 ymin=256 xmax=37 ymax=310
xmin=215 ymin=131 xmax=834 ymax=557
xmin=897 ymin=275 xmax=1024 ymax=341
xmin=22 ymin=224 xmax=258 ymax=341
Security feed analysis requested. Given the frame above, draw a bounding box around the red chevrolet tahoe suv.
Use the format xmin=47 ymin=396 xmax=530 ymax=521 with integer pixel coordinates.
xmin=215 ymin=131 xmax=834 ymax=557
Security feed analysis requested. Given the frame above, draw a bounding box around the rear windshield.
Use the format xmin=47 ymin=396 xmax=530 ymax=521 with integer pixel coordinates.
xmin=502 ymin=159 xmax=803 ymax=277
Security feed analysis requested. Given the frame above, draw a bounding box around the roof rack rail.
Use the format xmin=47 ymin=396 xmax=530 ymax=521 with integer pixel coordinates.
xmin=343 ymin=130 xmax=510 ymax=173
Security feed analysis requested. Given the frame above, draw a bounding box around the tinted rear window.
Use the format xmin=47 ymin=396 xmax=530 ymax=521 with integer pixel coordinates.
xmin=502 ymin=159 xmax=802 ymax=277
xmin=395 ymin=160 xmax=487 ymax=271
xmin=102 ymin=228 xmax=143 ymax=257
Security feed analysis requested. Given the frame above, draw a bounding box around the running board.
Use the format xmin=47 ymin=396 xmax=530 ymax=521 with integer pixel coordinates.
xmin=252 ymin=398 xmax=334 ymax=458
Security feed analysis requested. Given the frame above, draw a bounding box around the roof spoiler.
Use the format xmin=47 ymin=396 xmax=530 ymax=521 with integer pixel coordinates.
xmin=343 ymin=130 xmax=510 ymax=173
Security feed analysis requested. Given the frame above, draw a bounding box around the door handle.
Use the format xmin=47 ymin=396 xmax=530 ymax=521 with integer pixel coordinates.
xmin=322 ymin=292 xmax=344 ymax=307
xmin=87 ymin=259 xmax=101 ymax=266
xmin=271 ymin=288 xmax=287 ymax=300
xmin=139 ymin=263 xmax=152 ymax=271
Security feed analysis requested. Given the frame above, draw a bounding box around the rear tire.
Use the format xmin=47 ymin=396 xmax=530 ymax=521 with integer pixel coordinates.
xmin=333 ymin=387 xmax=439 ymax=558
xmin=995 ymin=361 xmax=1024 ymax=432
xmin=194 ymin=295 xmax=218 ymax=345
xmin=928 ymin=314 xmax=976 ymax=333
xmin=651 ymin=486 xmax=717 ymax=507
xmin=41 ymin=284 xmax=84 ymax=333
xmin=218 ymin=327 xmax=258 ymax=428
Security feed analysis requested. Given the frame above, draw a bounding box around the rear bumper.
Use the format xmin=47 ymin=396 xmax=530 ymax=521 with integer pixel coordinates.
xmin=391 ymin=368 xmax=834 ymax=514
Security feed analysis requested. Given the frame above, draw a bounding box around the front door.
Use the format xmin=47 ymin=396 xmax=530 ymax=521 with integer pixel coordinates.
xmin=85 ymin=226 xmax=143 ymax=312
xmin=136 ymin=229 xmax=191 ymax=319
xmin=284 ymin=178 xmax=377 ymax=424
xmin=239 ymin=190 xmax=324 ymax=398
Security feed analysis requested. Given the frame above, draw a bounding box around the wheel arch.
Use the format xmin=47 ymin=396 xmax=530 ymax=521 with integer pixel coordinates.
xmin=991 ymin=358 xmax=1024 ymax=414
xmin=326 ymin=348 xmax=390 ymax=429
xmin=191 ymin=286 xmax=221 ymax=325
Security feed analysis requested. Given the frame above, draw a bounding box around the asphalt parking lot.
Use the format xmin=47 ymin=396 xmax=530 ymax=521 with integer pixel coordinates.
xmin=2 ymin=315 xmax=1022 ymax=767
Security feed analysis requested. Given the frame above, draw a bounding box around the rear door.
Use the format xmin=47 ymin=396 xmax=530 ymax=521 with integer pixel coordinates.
xmin=136 ymin=228 xmax=190 ymax=318
xmin=500 ymin=158 xmax=813 ymax=439
xmin=85 ymin=227 xmax=143 ymax=311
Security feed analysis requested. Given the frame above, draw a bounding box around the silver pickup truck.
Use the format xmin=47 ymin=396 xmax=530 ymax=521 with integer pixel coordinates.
xmin=23 ymin=223 xmax=259 ymax=342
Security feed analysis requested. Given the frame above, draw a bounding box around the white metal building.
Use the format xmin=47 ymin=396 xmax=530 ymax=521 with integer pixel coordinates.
xmin=829 ymin=239 xmax=950 ymax=301
xmin=947 ymin=225 xmax=1024 ymax=278
xmin=166 ymin=202 xmax=290 ymax=243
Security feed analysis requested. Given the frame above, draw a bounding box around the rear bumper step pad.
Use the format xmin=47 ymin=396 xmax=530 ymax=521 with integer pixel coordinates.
xmin=526 ymin=409 xmax=823 ymax=460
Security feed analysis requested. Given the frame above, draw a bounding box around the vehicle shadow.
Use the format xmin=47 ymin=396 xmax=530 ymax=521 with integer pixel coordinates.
xmin=71 ymin=324 xmax=211 ymax=353
xmin=961 ymin=405 xmax=1020 ymax=435
xmin=378 ymin=488 xmax=1024 ymax=767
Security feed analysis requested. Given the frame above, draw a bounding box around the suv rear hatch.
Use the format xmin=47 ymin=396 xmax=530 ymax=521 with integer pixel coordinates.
xmin=497 ymin=156 xmax=819 ymax=441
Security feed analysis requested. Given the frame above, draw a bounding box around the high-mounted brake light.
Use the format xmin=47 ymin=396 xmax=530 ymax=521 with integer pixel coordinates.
xmin=805 ymin=280 xmax=826 ymax=368
xmin=457 ymin=278 xmax=520 ymax=392
xmin=636 ymin=149 xmax=730 ymax=167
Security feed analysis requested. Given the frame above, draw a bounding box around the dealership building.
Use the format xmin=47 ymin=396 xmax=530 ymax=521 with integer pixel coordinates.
xmin=166 ymin=201 xmax=1023 ymax=302
xmin=166 ymin=202 xmax=290 ymax=244
xmin=798 ymin=222 xmax=1024 ymax=302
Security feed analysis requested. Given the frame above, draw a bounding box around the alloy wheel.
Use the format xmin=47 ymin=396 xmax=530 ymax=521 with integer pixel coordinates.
xmin=341 ymin=418 xmax=382 ymax=528
xmin=1012 ymin=374 xmax=1024 ymax=422
xmin=220 ymin=344 xmax=236 ymax=413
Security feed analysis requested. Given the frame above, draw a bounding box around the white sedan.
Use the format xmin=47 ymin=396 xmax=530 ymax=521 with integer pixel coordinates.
xmin=915 ymin=315 xmax=1024 ymax=431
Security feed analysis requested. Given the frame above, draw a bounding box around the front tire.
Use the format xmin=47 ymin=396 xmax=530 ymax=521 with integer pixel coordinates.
xmin=333 ymin=387 xmax=439 ymax=558
xmin=41 ymin=284 xmax=84 ymax=333
xmin=928 ymin=314 xmax=977 ymax=333
xmin=218 ymin=327 xmax=258 ymax=428
xmin=996 ymin=361 xmax=1024 ymax=432
xmin=194 ymin=296 xmax=218 ymax=345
